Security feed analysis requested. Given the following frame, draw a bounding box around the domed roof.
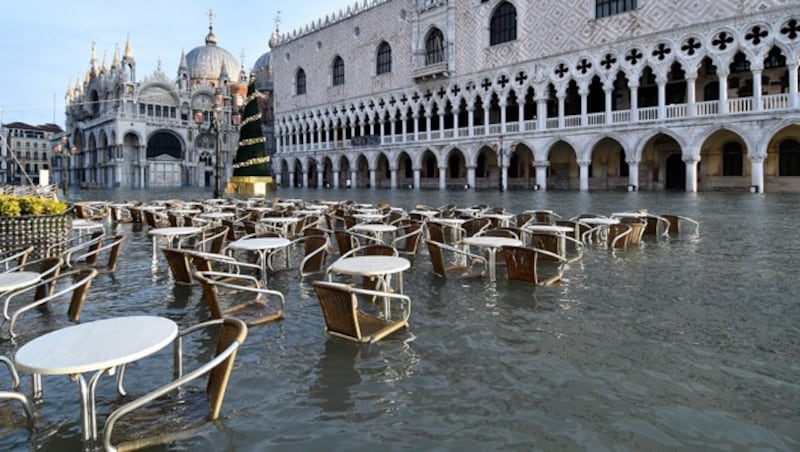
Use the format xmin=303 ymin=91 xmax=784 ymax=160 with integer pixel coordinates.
xmin=252 ymin=51 xmax=271 ymax=73
xmin=185 ymin=26 xmax=241 ymax=81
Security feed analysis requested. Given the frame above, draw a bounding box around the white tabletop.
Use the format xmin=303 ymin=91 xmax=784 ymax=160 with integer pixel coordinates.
xmin=611 ymin=212 xmax=648 ymax=218
xmin=524 ymin=225 xmax=575 ymax=233
xmin=480 ymin=213 xmax=514 ymax=220
xmin=72 ymin=219 xmax=105 ymax=230
xmin=170 ymin=208 xmax=201 ymax=215
xmin=350 ymin=224 xmax=397 ymax=234
xmin=462 ymin=236 xmax=522 ymax=248
xmin=353 ymin=213 xmax=385 ymax=222
xmin=227 ymin=237 xmax=290 ymax=251
xmin=409 ymin=210 xmax=438 ymax=217
xmin=579 ymin=217 xmax=620 ymax=225
xmin=15 ymin=316 xmax=178 ymax=375
xmin=259 ymin=217 xmax=302 ymax=224
xmin=0 ymin=271 xmax=42 ymax=292
xmin=148 ymin=226 xmax=203 ymax=237
xmin=199 ymin=212 xmax=235 ymax=219
xmin=429 ymin=218 xmax=466 ymax=226
xmin=329 ymin=256 xmax=410 ymax=277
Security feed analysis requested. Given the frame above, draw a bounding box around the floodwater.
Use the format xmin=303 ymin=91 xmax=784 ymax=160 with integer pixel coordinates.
xmin=2 ymin=187 xmax=799 ymax=451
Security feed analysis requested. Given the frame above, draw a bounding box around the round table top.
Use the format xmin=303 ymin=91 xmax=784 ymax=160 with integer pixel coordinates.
xmin=579 ymin=217 xmax=620 ymax=225
xmin=170 ymin=209 xmax=201 ymax=215
xmin=524 ymin=224 xmax=575 ymax=233
xmin=350 ymin=224 xmax=397 ymax=233
xmin=462 ymin=236 xmax=523 ymax=248
xmin=148 ymin=226 xmax=203 ymax=236
xmin=15 ymin=316 xmax=178 ymax=375
xmin=329 ymin=256 xmax=410 ymax=276
xmin=72 ymin=219 xmax=105 ymax=230
xmin=199 ymin=212 xmax=235 ymax=219
xmin=429 ymin=218 xmax=466 ymax=226
xmin=611 ymin=212 xmax=648 ymax=218
xmin=259 ymin=217 xmax=301 ymax=224
xmin=227 ymin=237 xmax=291 ymax=251
xmin=0 ymin=271 xmax=42 ymax=292
xmin=353 ymin=213 xmax=385 ymax=221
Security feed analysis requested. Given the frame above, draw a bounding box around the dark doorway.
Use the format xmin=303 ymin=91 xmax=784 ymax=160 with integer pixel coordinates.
xmin=665 ymin=154 xmax=685 ymax=190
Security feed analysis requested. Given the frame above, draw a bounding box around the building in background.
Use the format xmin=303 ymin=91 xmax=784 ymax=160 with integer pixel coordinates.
xmin=62 ymin=19 xmax=246 ymax=189
xmin=272 ymin=0 xmax=800 ymax=193
xmin=1 ymin=121 xmax=62 ymax=185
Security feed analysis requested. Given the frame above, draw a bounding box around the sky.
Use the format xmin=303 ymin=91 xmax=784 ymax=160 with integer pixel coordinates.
xmin=0 ymin=0 xmax=357 ymax=128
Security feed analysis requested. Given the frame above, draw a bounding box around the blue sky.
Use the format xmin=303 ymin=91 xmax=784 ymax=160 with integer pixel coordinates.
xmin=0 ymin=0 xmax=355 ymax=127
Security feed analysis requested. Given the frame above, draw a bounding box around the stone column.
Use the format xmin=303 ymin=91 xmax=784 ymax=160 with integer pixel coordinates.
xmin=316 ymin=161 xmax=324 ymax=188
xmin=350 ymin=170 xmax=357 ymax=188
xmin=657 ymin=75 xmax=667 ymax=120
xmin=536 ymin=97 xmax=547 ymax=130
xmin=369 ymin=168 xmax=376 ymax=189
xmin=390 ymin=166 xmax=398 ymax=188
xmin=333 ymin=170 xmax=340 ymax=188
xmin=499 ymin=100 xmax=507 ymax=133
xmin=275 ymin=172 xmax=283 ymax=186
xmin=413 ymin=167 xmax=421 ymax=189
xmin=557 ymin=92 xmax=566 ymax=128
xmin=630 ymin=82 xmax=639 ymax=123
xmin=684 ymin=155 xmax=700 ymax=193
xmin=467 ymin=104 xmax=475 ymax=137
xmin=288 ymin=172 xmax=295 ymax=188
xmin=534 ymin=160 xmax=549 ymax=191
xmin=302 ymin=170 xmax=309 ymax=188
xmin=718 ymin=68 xmax=729 ymax=115
xmin=425 ymin=112 xmax=432 ymax=141
xmin=579 ymin=86 xmax=588 ymax=126
xmin=752 ymin=69 xmax=763 ymax=112
xmin=604 ymin=83 xmax=614 ymax=124
xmin=518 ymin=101 xmax=525 ymax=131
xmin=413 ymin=112 xmax=420 ymax=142
xmin=578 ymin=159 xmax=590 ymax=191
xmin=627 ymin=159 xmax=640 ymax=190
xmin=467 ymin=165 xmax=476 ymax=189
xmin=750 ymin=154 xmax=765 ymax=193
xmin=789 ymin=63 xmax=798 ymax=108
xmin=439 ymin=165 xmax=447 ymax=190
xmin=686 ymin=75 xmax=697 ymax=117
xmin=401 ymin=112 xmax=408 ymax=142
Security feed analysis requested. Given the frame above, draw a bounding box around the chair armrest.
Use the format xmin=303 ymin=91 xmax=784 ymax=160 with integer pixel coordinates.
xmin=195 ymin=271 xmax=285 ymax=307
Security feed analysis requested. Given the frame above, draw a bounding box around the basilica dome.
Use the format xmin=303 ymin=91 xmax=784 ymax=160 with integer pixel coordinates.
xmin=252 ymin=51 xmax=273 ymax=91
xmin=185 ymin=26 xmax=241 ymax=81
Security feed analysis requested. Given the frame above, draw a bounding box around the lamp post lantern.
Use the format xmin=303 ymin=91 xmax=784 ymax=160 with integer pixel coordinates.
xmin=492 ymin=135 xmax=516 ymax=193
xmin=53 ymin=136 xmax=77 ymax=196
xmin=194 ymin=87 xmax=241 ymax=199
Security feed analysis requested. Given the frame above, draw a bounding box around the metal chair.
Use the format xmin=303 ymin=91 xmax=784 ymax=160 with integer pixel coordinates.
xmin=425 ymin=239 xmax=486 ymax=279
xmin=312 ymin=280 xmax=410 ymax=343
xmin=102 ymin=318 xmax=247 ymax=452
xmin=2 ymin=268 xmax=98 ymax=339
xmin=502 ymin=245 xmax=566 ymax=286
xmin=0 ymin=355 xmax=34 ymax=427
xmin=194 ymin=271 xmax=285 ymax=325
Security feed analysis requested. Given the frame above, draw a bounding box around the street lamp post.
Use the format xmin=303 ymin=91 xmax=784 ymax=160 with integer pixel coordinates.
xmin=53 ymin=136 xmax=77 ymax=196
xmin=492 ymin=135 xmax=516 ymax=193
xmin=194 ymin=87 xmax=240 ymax=199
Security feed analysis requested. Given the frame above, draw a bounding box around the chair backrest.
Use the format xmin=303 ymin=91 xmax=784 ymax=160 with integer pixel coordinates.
xmin=426 ymin=222 xmax=446 ymax=243
xmin=333 ymin=230 xmax=356 ymax=256
xmin=530 ymin=233 xmax=560 ymax=260
xmin=619 ymin=217 xmax=646 ymax=244
xmin=4 ymin=268 xmax=98 ymax=339
xmin=462 ymin=218 xmax=491 ymax=237
xmin=103 ymin=318 xmax=247 ymax=451
xmin=502 ymin=245 xmax=540 ymax=285
xmin=300 ymin=235 xmax=329 ymax=278
xmin=514 ymin=213 xmax=533 ymax=228
xmin=0 ymin=355 xmax=34 ymax=427
xmin=79 ymin=234 xmax=125 ymax=272
xmin=425 ymin=240 xmax=448 ymax=278
xmin=312 ymin=280 xmax=362 ymax=340
xmin=607 ymin=224 xmax=633 ymax=249
xmin=479 ymin=227 xmax=520 ymax=239
xmin=0 ymin=246 xmax=34 ymax=271
xmin=393 ymin=223 xmax=423 ymax=254
xmin=161 ymin=247 xmax=194 ymax=285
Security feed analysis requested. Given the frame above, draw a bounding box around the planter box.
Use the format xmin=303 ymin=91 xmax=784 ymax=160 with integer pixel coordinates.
xmin=0 ymin=214 xmax=73 ymax=260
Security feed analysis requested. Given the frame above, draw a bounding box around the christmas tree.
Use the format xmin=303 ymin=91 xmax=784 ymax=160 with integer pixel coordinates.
xmin=227 ymin=79 xmax=276 ymax=195
xmin=232 ymin=81 xmax=273 ymax=178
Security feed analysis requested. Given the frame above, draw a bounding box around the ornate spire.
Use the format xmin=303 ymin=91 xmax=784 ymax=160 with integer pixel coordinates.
xmin=239 ymin=49 xmax=248 ymax=81
xmin=205 ymin=8 xmax=218 ymax=46
xmin=268 ymin=10 xmax=281 ymax=49
xmin=111 ymin=44 xmax=120 ymax=69
xmin=101 ymin=50 xmax=108 ymax=73
xmin=123 ymin=34 xmax=134 ymax=60
xmin=89 ymin=42 xmax=99 ymax=77
xmin=178 ymin=48 xmax=188 ymax=70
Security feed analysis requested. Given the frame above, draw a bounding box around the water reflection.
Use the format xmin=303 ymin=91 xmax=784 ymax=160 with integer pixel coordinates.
xmin=1 ymin=187 xmax=798 ymax=450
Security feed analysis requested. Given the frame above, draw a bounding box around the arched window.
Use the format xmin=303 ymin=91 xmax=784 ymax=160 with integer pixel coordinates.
xmin=490 ymin=2 xmax=517 ymax=45
xmin=425 ymin=28 xmax=445 ymax=65
xmin=332 ymin=56 xmax=345 ymax=86
xmin=296 ymin=68 xmax=306 ymax=95
xmin=722 ymin=142 xmax=743 ymax=176
xmin=779 ymin=139 xmax=800 ymax=176
xmin=377 ymin=42 xmax=392 ymax=75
